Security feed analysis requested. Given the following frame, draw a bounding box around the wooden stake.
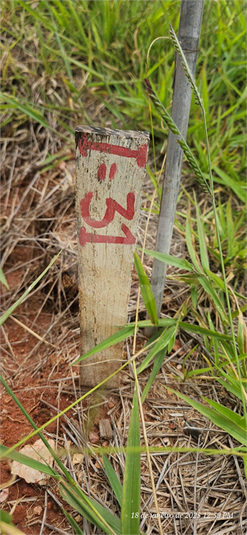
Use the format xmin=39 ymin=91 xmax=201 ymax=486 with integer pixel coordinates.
xmin=75 ymin=126 xmax=149 ymax=388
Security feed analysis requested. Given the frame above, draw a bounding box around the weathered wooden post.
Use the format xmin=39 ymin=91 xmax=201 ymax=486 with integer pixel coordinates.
xmin=75 ymin=126 xmax=149 ymax=388
xmin=146 ymin=0 xmax=204 ymax=338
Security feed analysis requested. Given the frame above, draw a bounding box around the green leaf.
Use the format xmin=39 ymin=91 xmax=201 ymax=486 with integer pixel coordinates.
xmin=136 ymin=318 xmax=175 ymax=329
xmin=121 ymin=388 xmax=140 ymax=534
xmin=244 ymin=456 xmax=247 ymax=479
xmin=215 ymin=377 xmax=244 ymax=401
xmin=191 ymin=287 xmax=198 ymax=309
xmin=0 ymin=252 xmax=61 ymax=326
xmin=102 ymin=453 xmax=123 ymax=507
xmin=208 ymin=314 xmax=220 ymax=366
xmin=166 ymin=389 xmax=247 ymax=446
xmin=184 ymin=366 xmax=212 ymax=379
xmin=226 ymin=197 xmax=234 ymax=260
xmin=2 ymin=93 xmax=48 ymax=124
xmin=134 ymin=251 xmax=158 ymax=325
xmin=146 ymin=165 xmax=162 ymax=201
xmin=141 ymin=248 xmax=194 ymax=272
xmin=212 ymin=165 xmax=246 ymax=202
xmin=198 ymin=274 xmax=227 ymax=322
xmin=0 ymin=267 xmax=9 ymax=290
xmin=237 ymin=311 xmax=247 ymax=357
xmin=137 ymin=325 xmax=177 ymax=374
xmin=213 ymin=353 xmax=247 ymax=395
xmin=45 ymin=3 xmax=73 ymax=81
xmin=141 ymin=350 xmax=166 ymax=403
xmin=195 ymin=199 xmax=209 ymax=271
xmin=168 ymin=326 xmax=177 ymax=352
xmin=177 ymin=320 xmax=231 ymax=340
xmin=72 ymin=325 xmax=135 ymax=365
xmin=61 ymin=509 xmax=84 ymax=535
xmin=0 ymin=510 xmax=13 ymax=524
xmin=185 ymin=210 xmax=202 ymax=272
xmin=204 ymin=269 xmax=225 ymax=291
xmin=1 ymin=94 xmax=69 ymax=141
xmin=202 ymin=397 xmax=246 ymax=431
xmin=0 ymin=445 xmax=59 ymax=479
xmin=16 ymin=0 xmax=54 ymax=31
xmin=60 ymin=480 xmax=121 ymax=535
xmin=133 ymin=318 xmax=232 ymax=340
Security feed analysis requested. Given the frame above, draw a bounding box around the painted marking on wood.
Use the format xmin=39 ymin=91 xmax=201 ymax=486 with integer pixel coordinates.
xmin=80 ymin=191 xmax=135 ymax=230
xmin=75 ymin=125 xmax=149 ymax=388
xmin=78 ymin=134 xmax=148 ymax=168
xmin=79 ymin=223 xmax=135 ymax=246
xmin=97 ymin=162 xmax=117 ymax=181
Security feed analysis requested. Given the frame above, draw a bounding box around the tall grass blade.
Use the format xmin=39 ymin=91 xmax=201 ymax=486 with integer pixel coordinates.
xmin=121 ymin=388 xmax=140 ymax=535
xmin=102 ymin=454 xmax=123 ymax=507
xmin=166 ymin=388 xmax=247 ymax=446
xmin=215 ymin=377 xmax=245 ymax=402
xmin=135 ymin=318 xmax=232 ymax=340
xmin=197 ymin=274 xmax=227 ymax=322
xmin=203 ymin=398 xmax=246 ymax=431
xmin=137 ymin=325 xmax=177 ymax=374
xmin=1 ymin=94 xmax=68 ymax=140
xmin=204 ymin=269 xmax=225 ymax=291
xmin=72 ymin=325 xmax=135 ymax=365
xmin=0 ymin=267 xmax=9 ymax=290
xmin=185 ymin=209 xmax=202 ymax=272
xmin=17 ymin=0 xmax=54 ymax=30
xmin=71 ymin=316 xmax=231 ymax=371
xmin=134 ymin=251 xmax=158 ymax=325
xmin=61 ymin=509 xmax=84 ymax=535
xmin=0 ymin=252 xmax=61 ymax=326
xmin=44 ymin=2 xmax=73 ymax=81
xmin=212 ymin=165 xmax=246 ymax=202
xmin=0 ymin=445 xmax=58 ymax=479
xmin=195 ymin=198 xmax=210 ymax=271
xmin=59 ymin=480 xmax=121 ymax=535
xmin=141 ymin=350 xmax=166 ymax=403
xmin=141 ymin=248 xmax=194 ymax=272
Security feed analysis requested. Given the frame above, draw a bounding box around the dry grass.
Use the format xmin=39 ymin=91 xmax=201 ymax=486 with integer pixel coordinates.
xmin=36 ymin=370 xmax=247 ymax=535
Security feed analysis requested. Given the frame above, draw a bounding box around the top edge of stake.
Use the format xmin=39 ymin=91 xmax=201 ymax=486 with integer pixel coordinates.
xmin=75 ymin=125 xmax=150 ymax=141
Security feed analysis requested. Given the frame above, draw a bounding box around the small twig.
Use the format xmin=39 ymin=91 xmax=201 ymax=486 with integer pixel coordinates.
xmin=39 ymin=489 xmax=47 ymax=535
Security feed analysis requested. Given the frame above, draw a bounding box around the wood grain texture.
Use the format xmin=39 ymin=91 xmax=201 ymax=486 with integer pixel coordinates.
xmin=75 ymin=126 xmax=149 ymax=388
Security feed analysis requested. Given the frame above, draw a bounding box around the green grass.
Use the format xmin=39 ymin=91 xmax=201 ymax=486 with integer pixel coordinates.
xmin=1 ymin=0 xmax=246 ymax=194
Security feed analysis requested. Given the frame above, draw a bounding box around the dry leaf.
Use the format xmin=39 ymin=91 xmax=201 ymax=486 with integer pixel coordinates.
xmin=33 ymin=506 xmax=43 ymax=515
xmin=0 ymin=488 xmax=9 ymax=503
xmin=72 ymin=453 xmax=84 ymax=465
xmin=11 ymin=439 xmax=55 ymax=485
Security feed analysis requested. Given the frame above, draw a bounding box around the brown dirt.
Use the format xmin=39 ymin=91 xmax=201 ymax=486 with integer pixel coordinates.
xmin=1 ymin=288 xmax=74 ymax=533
